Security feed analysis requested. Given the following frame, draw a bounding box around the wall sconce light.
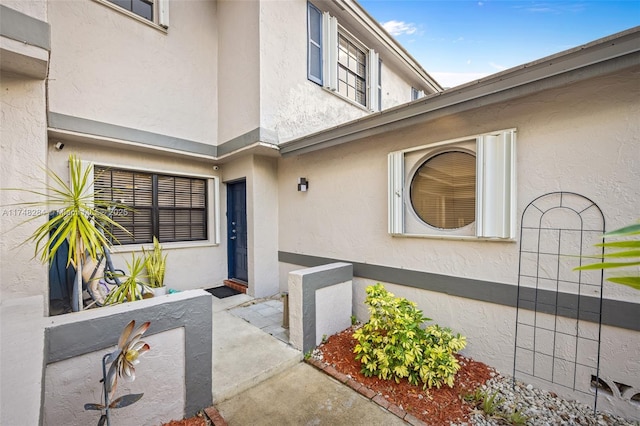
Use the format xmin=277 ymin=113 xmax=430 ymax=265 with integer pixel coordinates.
xmin=297 ymin=177 xmax=308 ymax=192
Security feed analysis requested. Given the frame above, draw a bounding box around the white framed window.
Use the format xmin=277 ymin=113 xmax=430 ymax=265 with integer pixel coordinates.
xmin=411 ymin=87 xmax=424 ymax=101
xmin=76 ymin=160 xmax=220 ymax=246
xmin=94 ymin=166 xmax=208 ymax=244
xmin=307 ymin=2 xmax=381 ymax=111
xmin=388 ymin=129 xmax=517 ymax=240
xmin=337 ymin=33 xmax=367 ymax=106
xmin=97 ymin=0 xmax=169 ymax=28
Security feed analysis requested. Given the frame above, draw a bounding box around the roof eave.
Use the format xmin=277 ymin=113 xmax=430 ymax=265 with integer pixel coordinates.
xmin=280 ymin=26 xmax=640 ymax=157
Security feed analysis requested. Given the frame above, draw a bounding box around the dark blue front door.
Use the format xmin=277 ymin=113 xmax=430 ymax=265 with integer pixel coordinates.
xmin=227 ymin=180 xmax=248 ymax=282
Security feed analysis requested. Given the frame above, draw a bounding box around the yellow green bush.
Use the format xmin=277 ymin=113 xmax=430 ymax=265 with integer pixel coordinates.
xmin=353 ymin=283 xmax=466 ymax=388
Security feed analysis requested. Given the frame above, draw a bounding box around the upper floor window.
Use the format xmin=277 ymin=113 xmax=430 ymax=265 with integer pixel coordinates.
xmin=94 ymin=166 xmax=207 ymax=244
xmin=307 ymin=2 xmax=380 ymax=111
xmin=411 ymin=87 xmax=424 ymax=101
xmin=337 ymin=33 xmax=367 ymax=106
xmin=108 ymin=0 xmax=153 ymax=21
xmin=97 ymin=0 xmax=169 ymax=28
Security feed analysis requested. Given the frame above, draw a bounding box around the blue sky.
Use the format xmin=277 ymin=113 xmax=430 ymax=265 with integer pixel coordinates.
xmin=358 ymin=0 xmax=639 ymax=87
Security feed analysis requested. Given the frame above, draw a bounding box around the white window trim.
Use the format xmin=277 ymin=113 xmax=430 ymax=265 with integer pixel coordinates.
xmin=316 ymin=10 xmax=380 ymax=112
xmin=80 ymin=160 xmax=220 ymax=252
xmin=322 ymin=11 xmax=338 ymax=91
xmin=92 ymin=0 xmax=169 ymax=32
xmin=388 ymin=129 xmax=517 ymax=241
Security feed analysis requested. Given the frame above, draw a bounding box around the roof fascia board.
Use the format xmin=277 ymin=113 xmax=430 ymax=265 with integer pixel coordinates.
xmin=280 ymin=27 xmax=640 ymax=156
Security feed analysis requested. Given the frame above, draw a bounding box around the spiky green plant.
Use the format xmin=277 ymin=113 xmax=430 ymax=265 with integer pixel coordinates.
xmin=3 ymin=155 xmax=129 ymax=310
xmin=574 ymin=222 xmax=640 ymax=291
xmin=105 ymin=253 xmax=149 ymax=305
xmin=6 ymin=155 xmax=125 ymax=267
xmin=142 ymin=237 xmax=167 ymax=288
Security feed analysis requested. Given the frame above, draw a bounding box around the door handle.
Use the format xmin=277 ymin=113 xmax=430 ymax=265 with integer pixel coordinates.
xmin=230 ymin=236 xmax=237 ymax=240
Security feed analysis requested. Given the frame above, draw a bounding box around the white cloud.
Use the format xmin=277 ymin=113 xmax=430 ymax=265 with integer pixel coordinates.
xmin=489 ymin=62 xmax=507 ymax=71
xmin=381 ymin=20 xmax=418 ymax=37
xmin=516 ymin=2 xmax=586 ymax=14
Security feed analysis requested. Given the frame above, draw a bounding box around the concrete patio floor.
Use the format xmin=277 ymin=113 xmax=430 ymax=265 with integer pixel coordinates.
xmin=210 ymin=291 xmax=407 ymax=425
xmin=212 ymin=292 xmax=300 ymax=403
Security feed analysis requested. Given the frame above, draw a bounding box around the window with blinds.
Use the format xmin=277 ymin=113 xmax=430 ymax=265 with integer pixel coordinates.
xmin=410 ymin=151 xmax=476 ymax=229
xmin=94 ymin=167 xmax=207 ymax=244
xmin=388 ymin=129 xmax=516 ymax=239
xmin=337 ymin=33 xmax=367 ymax=106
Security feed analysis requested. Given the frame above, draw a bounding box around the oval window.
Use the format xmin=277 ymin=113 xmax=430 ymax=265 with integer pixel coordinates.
xmin=410 ymin=151 xmax=476 ymax=229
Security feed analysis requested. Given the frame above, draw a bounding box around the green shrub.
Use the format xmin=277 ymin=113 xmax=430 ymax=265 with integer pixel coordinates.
xmin=353 ymin=283 xmax=466 ymax=388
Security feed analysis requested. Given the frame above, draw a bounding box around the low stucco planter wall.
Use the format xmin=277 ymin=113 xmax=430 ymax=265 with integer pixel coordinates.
xmin=43 ymin=290 xmax=212 ymax=425
xmin=288 ymin=262 xmax=353 ymax=353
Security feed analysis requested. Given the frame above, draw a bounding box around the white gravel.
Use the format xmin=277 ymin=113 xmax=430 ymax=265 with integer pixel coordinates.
xmin=455 ymin=373 xmax=638 ymax=426
xmin=314 ymin=339 xmax=637 ymax=426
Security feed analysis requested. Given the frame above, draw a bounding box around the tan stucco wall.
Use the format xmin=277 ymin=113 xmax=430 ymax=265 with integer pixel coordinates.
xmin=46 ymin=140 xmax=227 ymax=291
xmin=217 ymin=0 xmax=260 ymax=144
xmin=249 ymin=155 xmax=279 ymax=297
xmin=2 ymin=0 xmax=47 ymax=21
xmin=47 ymin=0 xmax=218 ymax=145
xmin=278 ymin=68 xmax=640 ymax=302
xmin=0 ymin=73 xmax=48 ymax=303
xmin=246 ymin=0 xmax=426 ymax=143
xmin=277 ymin=67 xmax=640 ymax=416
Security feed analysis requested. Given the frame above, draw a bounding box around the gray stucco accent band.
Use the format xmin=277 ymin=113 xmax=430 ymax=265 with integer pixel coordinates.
xmin=48 ymin=112 xmax=218 ymax=157
xmin=45 ymin=293 xmax=212 ymax=417
xmin=0 ymin=5 xmax=51 ymax=50
xmin=293 ymin=262 xmax=353 ymax=353
xmin=279 ymin=251 xmax=639 ymax=332
xmin=217 ymin=127 xmax=279 ymax=157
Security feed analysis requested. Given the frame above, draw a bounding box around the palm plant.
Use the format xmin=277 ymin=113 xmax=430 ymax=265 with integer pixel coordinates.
xmin=574 ymin=221 xmax=640 ymax=291
xmin=4 ymin=155 xmax=128 ymax=310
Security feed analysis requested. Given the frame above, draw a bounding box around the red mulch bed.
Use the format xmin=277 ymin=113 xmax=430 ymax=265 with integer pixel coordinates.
xmin=162 ymin=412 xmax=209 ymax=426
xmin=316 ymin=326 xmax=495 ymax=425
xmin=166 ymin=325 xmax=495 ymax=426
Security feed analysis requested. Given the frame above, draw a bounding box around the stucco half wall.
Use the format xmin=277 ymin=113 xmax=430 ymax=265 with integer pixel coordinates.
xmin=43 ymin=290 xmax=212 ymax=425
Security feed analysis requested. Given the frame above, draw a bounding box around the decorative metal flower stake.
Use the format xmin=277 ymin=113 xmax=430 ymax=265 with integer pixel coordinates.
xmin=85 ymin=320 xmax=151 ymax=426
